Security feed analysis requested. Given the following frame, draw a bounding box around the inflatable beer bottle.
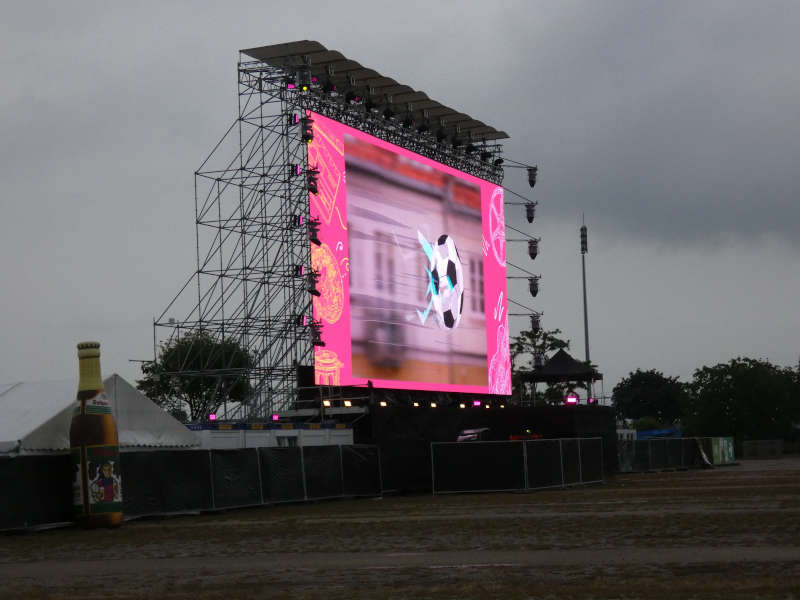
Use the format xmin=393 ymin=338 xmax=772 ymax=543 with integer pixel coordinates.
xmin=70 ymin=341 xmax=123 ymax=527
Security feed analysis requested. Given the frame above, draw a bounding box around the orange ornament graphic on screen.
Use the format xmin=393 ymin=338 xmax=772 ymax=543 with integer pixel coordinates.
xmin=311 ymin=242 xmax=344 ymax=324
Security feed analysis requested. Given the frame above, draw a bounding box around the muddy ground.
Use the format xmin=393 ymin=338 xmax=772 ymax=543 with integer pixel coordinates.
xmin=1 ymin=457 xmax=799 ymax=599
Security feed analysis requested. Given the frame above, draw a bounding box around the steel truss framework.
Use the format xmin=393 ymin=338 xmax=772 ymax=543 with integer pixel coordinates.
xmin=155 ymin=57 xmax=506 ymax=419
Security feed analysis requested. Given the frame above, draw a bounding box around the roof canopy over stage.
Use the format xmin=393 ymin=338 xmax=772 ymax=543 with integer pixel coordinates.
xmin=241 ymin=40 xmax=509 ymax=145
xmin=521 ymin=349 xmax=603 ymax=384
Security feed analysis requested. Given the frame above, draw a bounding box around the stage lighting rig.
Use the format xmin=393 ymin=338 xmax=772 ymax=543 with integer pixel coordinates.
xmin=306 ymin=166 xmax=319 ymax=195
xmin=309 ymin=319 xmax=325 ymax=346
xmin=525 ymin=202 xmax=536 ymax=223
xmin=530 ymin=313 xmax=541 ymax=333
xmin=308 ymin=217 xmax=322 ymax=246
xmin=527 ymin=166 xmax=538 ymax=188
xmin=528 ymin=276 xmax=540 ymax=297
xmin=307 ymin=269 xmax=321 ymax=297
xmin=300 ymin=117 xmax=314 ymax=143
xmin=528 ymin=239 xmax=539 ymax=260
xmin=493 ymin=157 xmax=504 ymax=166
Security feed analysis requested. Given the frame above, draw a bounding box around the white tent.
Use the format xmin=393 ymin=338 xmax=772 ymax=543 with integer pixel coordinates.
xmin=0 ymin=374 xmax=199 ymax=455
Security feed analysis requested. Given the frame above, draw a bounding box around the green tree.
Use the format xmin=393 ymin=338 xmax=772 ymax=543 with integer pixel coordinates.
xmin=137 ymin=330 xmax=254 ymax=422
xmin=612 ymin=369 xmax=687 ymax=425
xmin=684 ymin=357 xmax=800 ymax=441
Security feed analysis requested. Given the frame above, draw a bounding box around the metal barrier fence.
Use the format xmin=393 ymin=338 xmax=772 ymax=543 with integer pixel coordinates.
xmin=430 ymin=437 xmax=604 ymax=494
xmin=742 ymin=439 xmax=783 ymax=459
xmin=617 ymin=438 xmax=716 ymax=472
xmin=0 ymin=444 xmax=382 ymax=531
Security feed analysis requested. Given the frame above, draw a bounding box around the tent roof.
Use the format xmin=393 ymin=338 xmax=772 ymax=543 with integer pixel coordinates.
xmin=520 ymin=349 xmax=603 ymax=384
xmin=241 ymin=40 xmax=509 ymax=142
xmin=0 ymin=374 xmax=198 ymax=454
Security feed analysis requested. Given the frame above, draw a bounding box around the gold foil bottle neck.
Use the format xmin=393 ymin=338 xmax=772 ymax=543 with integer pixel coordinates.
xmin=77 ymin=341 xmax=104 ymax=392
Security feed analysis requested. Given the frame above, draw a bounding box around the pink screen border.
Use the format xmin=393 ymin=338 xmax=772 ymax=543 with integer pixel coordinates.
xmin=308 ymin=111 xmax=511 ymax=395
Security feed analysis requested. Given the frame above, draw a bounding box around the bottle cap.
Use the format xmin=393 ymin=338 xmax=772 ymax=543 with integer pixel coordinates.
xmin=77 ymin=341 xmax=101 ymax=359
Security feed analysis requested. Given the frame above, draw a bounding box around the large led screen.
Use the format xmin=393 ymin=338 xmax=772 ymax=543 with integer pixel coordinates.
xmin=307 ymin=111 xmax=510 ymax=394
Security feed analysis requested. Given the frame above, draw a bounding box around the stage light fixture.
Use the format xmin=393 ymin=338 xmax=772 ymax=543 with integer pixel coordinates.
xmin=493 ymin=157 xmax=504 ymax=166
xmin=272 ymin=414 xmax=279 ymax=422
xmin=289 ymin=113 xmax=300 ymax=126
xmin=379 ymin=401 xmax=388 ymax=407
xmin=485 ymin=404 xmax=490 ymax=409
xmin=527 ymin=166 xmax=538 ymax=188
xmin=294 ymin=264 xmax=306 ymax=277
xmin=300 ymin=117 xmax=314 ymax=143
xmin=525 ymin=202 xmax=536 ymax=223
xmin=588 ymin=397 xmax=596 ymax=404
xmin=530 ymin=313 xmax=541 ymax=333
xmin=308 ymin=218 xmax=322 ymax=246
xmin=500 ymin=404 xmax=505 ymax=409
xmin=430 ymin=402 xmax=437 ymax=408
xmin=295 ymin=314 xmax=308 ymax=326
xmin=529 ymin=276 xmax=539 ymax=297
xmin=209 ymin=413 xmax=217 ymax=421
xmin=459 ymin=403 xmax=465 ymax=409
xmin=345 ymin=91 xmax=361 ymax=104
xmin=344 ymin=400 xmax=352 ymax=407
xmin=528 ymin=239 xmax=539 ymax=260
xmin=472 ymin=400 xmax=481 ymax=407
xmin=365 ymin=98 xmax=379 ymax=113
xmin=413 ymin=402 xmax=419 ymax=407
xmin=323 ymin=400 xmax=331 ymax=407
xmin=565 ymin=392 xmax=579 ymax=405
xmin=307 ymin=270 xmax=321 ymax=296
xmin=306 ymin=167 xmax=319 ymax=195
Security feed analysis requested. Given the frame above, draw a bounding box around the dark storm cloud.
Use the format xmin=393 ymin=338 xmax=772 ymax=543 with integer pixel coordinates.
xmin=497 ymin=1 xmax=800 ymax=247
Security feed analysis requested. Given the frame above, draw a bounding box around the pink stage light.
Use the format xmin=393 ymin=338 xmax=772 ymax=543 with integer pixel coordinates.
xmin=209 ymin=413 xmax=217 ymax=421
xmin=565 ymin=393 xmax=579 ymax=405
xmin=287 ymin=83 xmax=296 ymax=90
xmin=271 ymin=414 xmax=279 ymax=422
xmin=588 ymin=397 xmax=596 ymax=404
xmin=472 ymin=400 xmax=481 ymax=407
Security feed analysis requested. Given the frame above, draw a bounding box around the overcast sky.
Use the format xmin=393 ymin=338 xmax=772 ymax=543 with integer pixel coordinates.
xmin=2 ymin=1 xmax=799 ymax=398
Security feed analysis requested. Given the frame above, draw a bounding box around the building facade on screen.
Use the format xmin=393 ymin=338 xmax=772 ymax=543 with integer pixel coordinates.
xmin=308 ymin=112 xmax=511 ymax=394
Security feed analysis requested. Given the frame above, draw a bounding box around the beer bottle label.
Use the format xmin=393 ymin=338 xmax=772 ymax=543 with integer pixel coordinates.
xmin=71 ymin=447 xmax=84 ymax=515
xmin=86 ymin=445 xmax=123 ymax=513
xmin=85 ymin=392 xmax=113 ymax=415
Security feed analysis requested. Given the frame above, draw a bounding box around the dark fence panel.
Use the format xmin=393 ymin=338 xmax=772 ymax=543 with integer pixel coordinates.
xmin=617 ymin=441 xmax=635 ymax=473
xmin=633 ymin=441 xmax=651 ymax=471
xmin=666 ymin=439 xmax=683 ymax=468
xmin=259 ymin=447 xmax=305 ymax=503
xmin=121 ymin=452 xmax=165 ymax=516
xmin=650 ymin=439 xmax=668 ymax=469
xmin=0 ymin=455 xmax=72 ymax=529
xmin=525 ymin=440 xmax=563 ymax=488
xmin=211 ymin=449 xmax=260 ymax=509
xmin=341 ymin=445 xmax=381 ymax=496
xmin=580 ymin=438 xmax=603 ymax=482
xmin=433 ymin=442 xmax=525 ymax=493
xmin=303 ymin=446 xmax=343 ymax=499
xmin=561 ymin=439 xmax=581 ymax=485
xmin=379 ymin=441 xmax=430 ymax=493
xmin=122 ymin=450 xmax=213 ymax=516
xmin=742 ymin=440 xmax=783 ymax=458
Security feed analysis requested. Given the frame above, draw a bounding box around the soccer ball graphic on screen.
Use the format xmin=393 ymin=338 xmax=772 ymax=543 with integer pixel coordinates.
xmin=420 ymin=233 xmax=464 ymax=329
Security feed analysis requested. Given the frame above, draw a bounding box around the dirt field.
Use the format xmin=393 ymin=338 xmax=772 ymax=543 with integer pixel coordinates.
xmin=1 ymin=457 xmax=799 ymax=599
